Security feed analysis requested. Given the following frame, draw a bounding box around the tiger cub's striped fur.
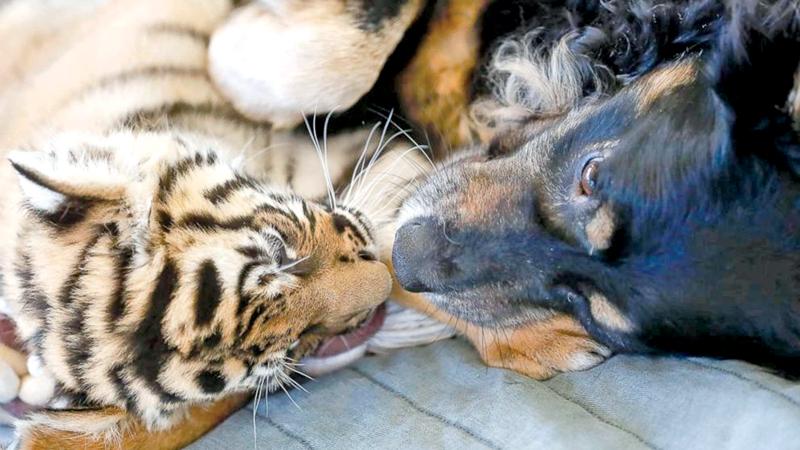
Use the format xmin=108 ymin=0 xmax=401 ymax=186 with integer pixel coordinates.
xmin=0 ymin=0 xmax=426 ymax=442
xmin=7 ymin=132 xmax=397 ymax=428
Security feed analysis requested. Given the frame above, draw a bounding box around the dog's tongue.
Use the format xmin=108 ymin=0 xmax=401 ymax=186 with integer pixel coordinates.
xmin=312 ymin=303 xmax=386 ymax=358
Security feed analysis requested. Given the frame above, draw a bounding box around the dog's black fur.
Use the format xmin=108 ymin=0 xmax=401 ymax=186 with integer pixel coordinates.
xmin=393 ymin=0 xmax=800 ymax=377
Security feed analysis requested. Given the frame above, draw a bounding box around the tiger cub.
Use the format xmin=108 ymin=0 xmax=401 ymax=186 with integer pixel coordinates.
xmin=0 ymin=0 xmax=426 ymax=446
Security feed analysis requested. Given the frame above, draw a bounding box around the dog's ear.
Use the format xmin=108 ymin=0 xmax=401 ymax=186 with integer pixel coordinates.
xmin=596 ymin=60 xmax=731 ymax=215
xmin=711 ymin=2 xmax=800 ymax=175
xmin=711 ymin=1 xmax=800 ymax=114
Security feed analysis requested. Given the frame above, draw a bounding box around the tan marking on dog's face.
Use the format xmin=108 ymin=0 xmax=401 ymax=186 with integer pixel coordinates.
xmin=585 ymin=204 xmax=615 ymax=251
xmin=588 ymin=292 xmax=634 ymax=333
xmin=446 ymin=161 xmax=533 ymax=233
xmin=636 ymin=61 xmax=699 ymax=111
xmin=460 ymin=172 xmax=508 ymax=222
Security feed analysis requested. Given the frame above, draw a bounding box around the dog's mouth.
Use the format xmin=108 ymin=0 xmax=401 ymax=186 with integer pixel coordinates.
xmin=300 ymin=303 xmax=387 ymax=376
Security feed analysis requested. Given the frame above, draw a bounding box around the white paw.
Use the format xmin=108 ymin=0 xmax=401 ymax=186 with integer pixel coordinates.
xmin=209 ymin=3 xmax=398 ymax=127
xmin=26 ymin=355 xmax=45 ymax=378
xmin=19 ymin=373 xmax=56 ymax=406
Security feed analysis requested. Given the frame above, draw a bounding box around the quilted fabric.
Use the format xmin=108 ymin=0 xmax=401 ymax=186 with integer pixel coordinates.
xmin=190 ymin=338 xmax=800 ymax=450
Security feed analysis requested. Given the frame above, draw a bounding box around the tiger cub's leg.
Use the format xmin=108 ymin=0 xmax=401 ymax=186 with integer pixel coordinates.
xmin=16 ymin=395 xmax=249 ymax=450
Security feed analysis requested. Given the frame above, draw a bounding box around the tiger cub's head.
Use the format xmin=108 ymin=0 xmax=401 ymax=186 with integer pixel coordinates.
xmin=6 ymin=131 xmax=390 ymax=427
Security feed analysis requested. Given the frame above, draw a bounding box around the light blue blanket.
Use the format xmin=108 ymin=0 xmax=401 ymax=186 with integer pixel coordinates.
xmin=190 ymin=338 xmax=800 ymax=450
xmin=3 ymin=337 xmax=798 ymax=448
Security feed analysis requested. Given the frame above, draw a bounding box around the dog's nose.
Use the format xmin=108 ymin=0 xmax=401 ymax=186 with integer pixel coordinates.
xmin=392 ymin=217 xmax=441 ymax=292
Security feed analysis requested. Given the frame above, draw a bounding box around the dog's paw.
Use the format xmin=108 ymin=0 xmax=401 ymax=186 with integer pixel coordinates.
xmin=389 ymin=287 xmax=610 ymax=380
xmin=464 ymin=315 xmax=611 ymax=380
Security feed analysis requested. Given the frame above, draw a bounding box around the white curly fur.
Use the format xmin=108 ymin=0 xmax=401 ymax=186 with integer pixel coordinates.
xmin=471 ymin=32 xmax=611 ymax=134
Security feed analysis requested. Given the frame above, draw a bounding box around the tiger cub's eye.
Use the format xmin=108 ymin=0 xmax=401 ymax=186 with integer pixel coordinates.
xmin=580 ymin=158 xmax=601 ymax=196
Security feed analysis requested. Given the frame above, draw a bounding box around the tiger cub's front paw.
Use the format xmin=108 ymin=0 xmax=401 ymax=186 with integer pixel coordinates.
xmin=209 ymin=0 xmax=424 ymax=127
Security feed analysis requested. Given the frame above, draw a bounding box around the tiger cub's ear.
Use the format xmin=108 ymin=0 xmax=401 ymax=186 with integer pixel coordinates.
xmin=8 ymin=150 xmax=130 ymax=207
xmin=8 ymin=148 xmax=130 ymax=214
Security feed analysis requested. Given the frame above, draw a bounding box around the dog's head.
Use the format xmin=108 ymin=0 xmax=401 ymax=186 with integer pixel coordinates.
xmin=393 ymin=5 xmax=800 ymax=367
xmin=394 ymin=55 xmax=724 ymax=323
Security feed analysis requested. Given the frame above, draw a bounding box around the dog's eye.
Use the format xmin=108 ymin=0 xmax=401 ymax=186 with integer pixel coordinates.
xmin=580 ymin=158 xmax=601 ymax=196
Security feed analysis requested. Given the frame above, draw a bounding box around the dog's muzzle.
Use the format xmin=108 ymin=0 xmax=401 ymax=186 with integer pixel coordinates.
xmin=392 ymin=217 xmax=445 ymax=293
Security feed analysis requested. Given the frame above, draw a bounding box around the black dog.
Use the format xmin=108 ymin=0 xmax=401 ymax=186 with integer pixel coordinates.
xmin=393 ymin=0 xmax=800 ymax=377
